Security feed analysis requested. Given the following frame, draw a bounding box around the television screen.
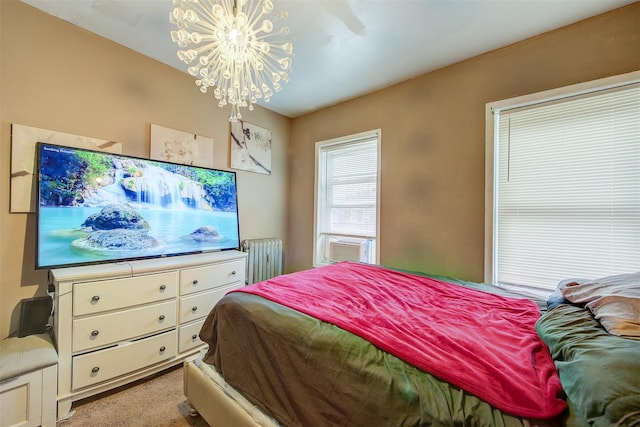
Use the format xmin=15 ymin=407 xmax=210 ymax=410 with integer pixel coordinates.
xmin=36 ymin=142 xmax=240 ymax=269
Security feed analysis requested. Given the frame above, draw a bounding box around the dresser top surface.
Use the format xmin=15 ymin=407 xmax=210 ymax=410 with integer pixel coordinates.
xmin=49 ymin=250 xmax=246 ymax=283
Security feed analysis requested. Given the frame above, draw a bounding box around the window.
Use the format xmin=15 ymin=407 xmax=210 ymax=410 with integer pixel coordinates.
xmin=314 ymin=130 xmax=380 ymax=266
xmin=486 ymin=72 xmax=640 ymax=294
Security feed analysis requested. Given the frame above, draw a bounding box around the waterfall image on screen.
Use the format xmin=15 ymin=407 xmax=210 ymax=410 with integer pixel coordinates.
xmin=36 ymin=142 xmax=240 ymax=269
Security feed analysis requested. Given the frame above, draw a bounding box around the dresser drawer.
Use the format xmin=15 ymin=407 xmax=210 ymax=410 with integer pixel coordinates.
xmin=72 ymin=330 xmax=177 ymax=390
xmin=179 ymin=282 xmax=242 ymax=323
xmin=72 ymin=300 xmax=177 ymax=353
xmin=73 ymin=272 xmax=178 ymax=316
xmin=178 ymin=319 xmax=206 ymax=353
xmin=179 ymin=259 xmax=245 ymax=296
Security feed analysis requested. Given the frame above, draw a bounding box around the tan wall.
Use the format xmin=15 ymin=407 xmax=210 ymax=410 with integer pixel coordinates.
xmin=0 ymin=0 xmax=290 ymax=339
xmin=2 ymin=2 xmax=639 ymax=339
xmin=287 ymin=4 xmax=640 ymax=278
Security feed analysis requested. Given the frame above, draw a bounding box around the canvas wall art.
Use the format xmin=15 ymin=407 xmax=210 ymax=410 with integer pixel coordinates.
xmin=10 ymin=123 xmax=122 ymax=213
xmin=150 ymin=124 xmax=213 ymax=167
xmin=230 ymin=121 xmax=272 ymax=175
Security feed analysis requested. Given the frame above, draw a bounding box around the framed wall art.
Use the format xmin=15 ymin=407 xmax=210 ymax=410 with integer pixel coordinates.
xmin=10 ymin=123 xmax=122 ymax=213
xmin=150 ymin=124 xmax=213 ymax=167
xmin=230 ymin=121 xmax=272 ymax=175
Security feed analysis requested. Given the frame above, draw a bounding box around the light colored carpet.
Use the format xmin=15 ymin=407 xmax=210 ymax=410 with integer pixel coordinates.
xmin=57 ymin=365 xmax=209 ymax=427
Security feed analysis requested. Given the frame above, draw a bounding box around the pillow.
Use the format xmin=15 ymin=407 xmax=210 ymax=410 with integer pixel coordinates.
xmin=559 ymin=272 xmax=640 ymax=339
xmin=547 ymin=278 xmax=590 ymax=309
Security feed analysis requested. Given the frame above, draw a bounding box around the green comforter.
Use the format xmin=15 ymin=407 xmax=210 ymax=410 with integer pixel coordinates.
xmin=201 ymin=289 xmax=558 ymax=427
xmin=536 ymin=304 xmax=640 ymax=427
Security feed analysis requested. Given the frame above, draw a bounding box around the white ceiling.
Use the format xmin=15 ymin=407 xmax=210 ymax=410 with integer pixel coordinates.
xmin=20 ymin=0 xmax=636 ymax=118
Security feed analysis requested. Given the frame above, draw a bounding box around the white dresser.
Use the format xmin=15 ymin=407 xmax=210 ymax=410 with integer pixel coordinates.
xmin=50 ymin=250 xmax=246 ymax=420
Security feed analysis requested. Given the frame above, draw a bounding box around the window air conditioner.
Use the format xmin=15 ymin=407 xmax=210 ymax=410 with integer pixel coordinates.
xmin=328 ymin=240 xmax=370 ymax=263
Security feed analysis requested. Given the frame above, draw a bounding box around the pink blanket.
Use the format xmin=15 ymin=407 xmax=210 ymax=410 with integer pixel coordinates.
xmin=234 ymin=262 xmax=566 ymax=419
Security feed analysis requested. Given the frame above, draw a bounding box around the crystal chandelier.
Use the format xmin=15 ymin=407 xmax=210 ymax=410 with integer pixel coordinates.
xmin=170 ymin=0 xmax=293 ymax=122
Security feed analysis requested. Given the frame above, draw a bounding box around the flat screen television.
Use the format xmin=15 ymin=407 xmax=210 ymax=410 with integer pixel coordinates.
xmin=36 ymin=142 xmax=240 ymax=270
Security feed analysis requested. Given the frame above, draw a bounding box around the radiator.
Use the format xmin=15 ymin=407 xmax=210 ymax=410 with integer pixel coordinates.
xmin=241 ymin=238 xmax=283 ymax=285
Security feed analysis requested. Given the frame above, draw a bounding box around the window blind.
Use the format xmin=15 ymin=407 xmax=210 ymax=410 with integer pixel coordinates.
xmin=496 ymin=84 xmax=640 ymax=290
xmin=325 ymin=140 xmax=378 ymax=236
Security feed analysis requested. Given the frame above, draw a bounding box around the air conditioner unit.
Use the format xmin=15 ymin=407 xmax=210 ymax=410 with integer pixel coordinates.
xmin=328 ymin=240 xmax=370 ymax=263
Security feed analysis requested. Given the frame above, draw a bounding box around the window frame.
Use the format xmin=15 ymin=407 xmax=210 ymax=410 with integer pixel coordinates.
xmin=485 ymin=70 xmax=640 ymax=296
xmin=313 ymin=129 xmax=381 ymax=267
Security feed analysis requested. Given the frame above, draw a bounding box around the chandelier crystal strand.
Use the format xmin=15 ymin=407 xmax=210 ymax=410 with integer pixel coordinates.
xmin=170 ymin=0 xmax=293 ymax=122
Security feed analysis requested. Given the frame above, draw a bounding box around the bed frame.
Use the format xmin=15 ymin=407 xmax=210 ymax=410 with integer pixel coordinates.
xmin=183 ymin=358 xmax=278 ymax=427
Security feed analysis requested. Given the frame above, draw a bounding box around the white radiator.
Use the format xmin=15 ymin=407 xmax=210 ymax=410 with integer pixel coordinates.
xmin=241 ymin=238 xmax=283 ymax=285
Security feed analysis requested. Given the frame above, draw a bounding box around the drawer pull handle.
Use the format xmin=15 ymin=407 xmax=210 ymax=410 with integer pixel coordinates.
xmin=159 ymin=315 xmax=165 ymax=321
xmin=191 ymin=334 xmax=198 ymax=340
xmin=231 ymin=270 xmax=237 ymax=275
xmin=91 ymin=330 xmax=99 ymax=337
xmin=192 ymin=279 xmax=199 ymax=285
xmin=159 ymin=346 xmax=166 ymax=353
xmin=91 ymin=295 xmax=100 ymax=302
xmin=91 ymin=367 xmax=100 ymax=374
xmin=159 ymin=284 xmax=166 ymax=291
xmin=191 ymin=306 xmax=198 ymax=312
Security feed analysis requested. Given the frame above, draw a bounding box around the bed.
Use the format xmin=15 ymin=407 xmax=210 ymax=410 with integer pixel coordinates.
xmin=536 ymin=273 xmax=640 ymax=427
xmin=184 ymin=262 xmax=640 ymax=427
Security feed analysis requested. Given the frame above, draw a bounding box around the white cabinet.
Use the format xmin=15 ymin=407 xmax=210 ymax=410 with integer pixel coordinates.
xmin=0 ymin=334 xmax=57 ymax=427
xmin=0 ymin=366 xmax=57 ymax=427
xmin=50 ymin=251 xmax=246 ymax=420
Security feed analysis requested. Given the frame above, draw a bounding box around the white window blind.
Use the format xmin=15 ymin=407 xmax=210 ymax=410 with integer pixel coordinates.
xmin=314 ymin=132 xmax=379 ymax=266
xmin=496 ymin=84 xmax=640 ymax=290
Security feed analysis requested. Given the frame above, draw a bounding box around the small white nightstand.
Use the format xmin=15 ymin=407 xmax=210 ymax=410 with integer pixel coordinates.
xmin=0 ymin=333 xmax=58 ymax=427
